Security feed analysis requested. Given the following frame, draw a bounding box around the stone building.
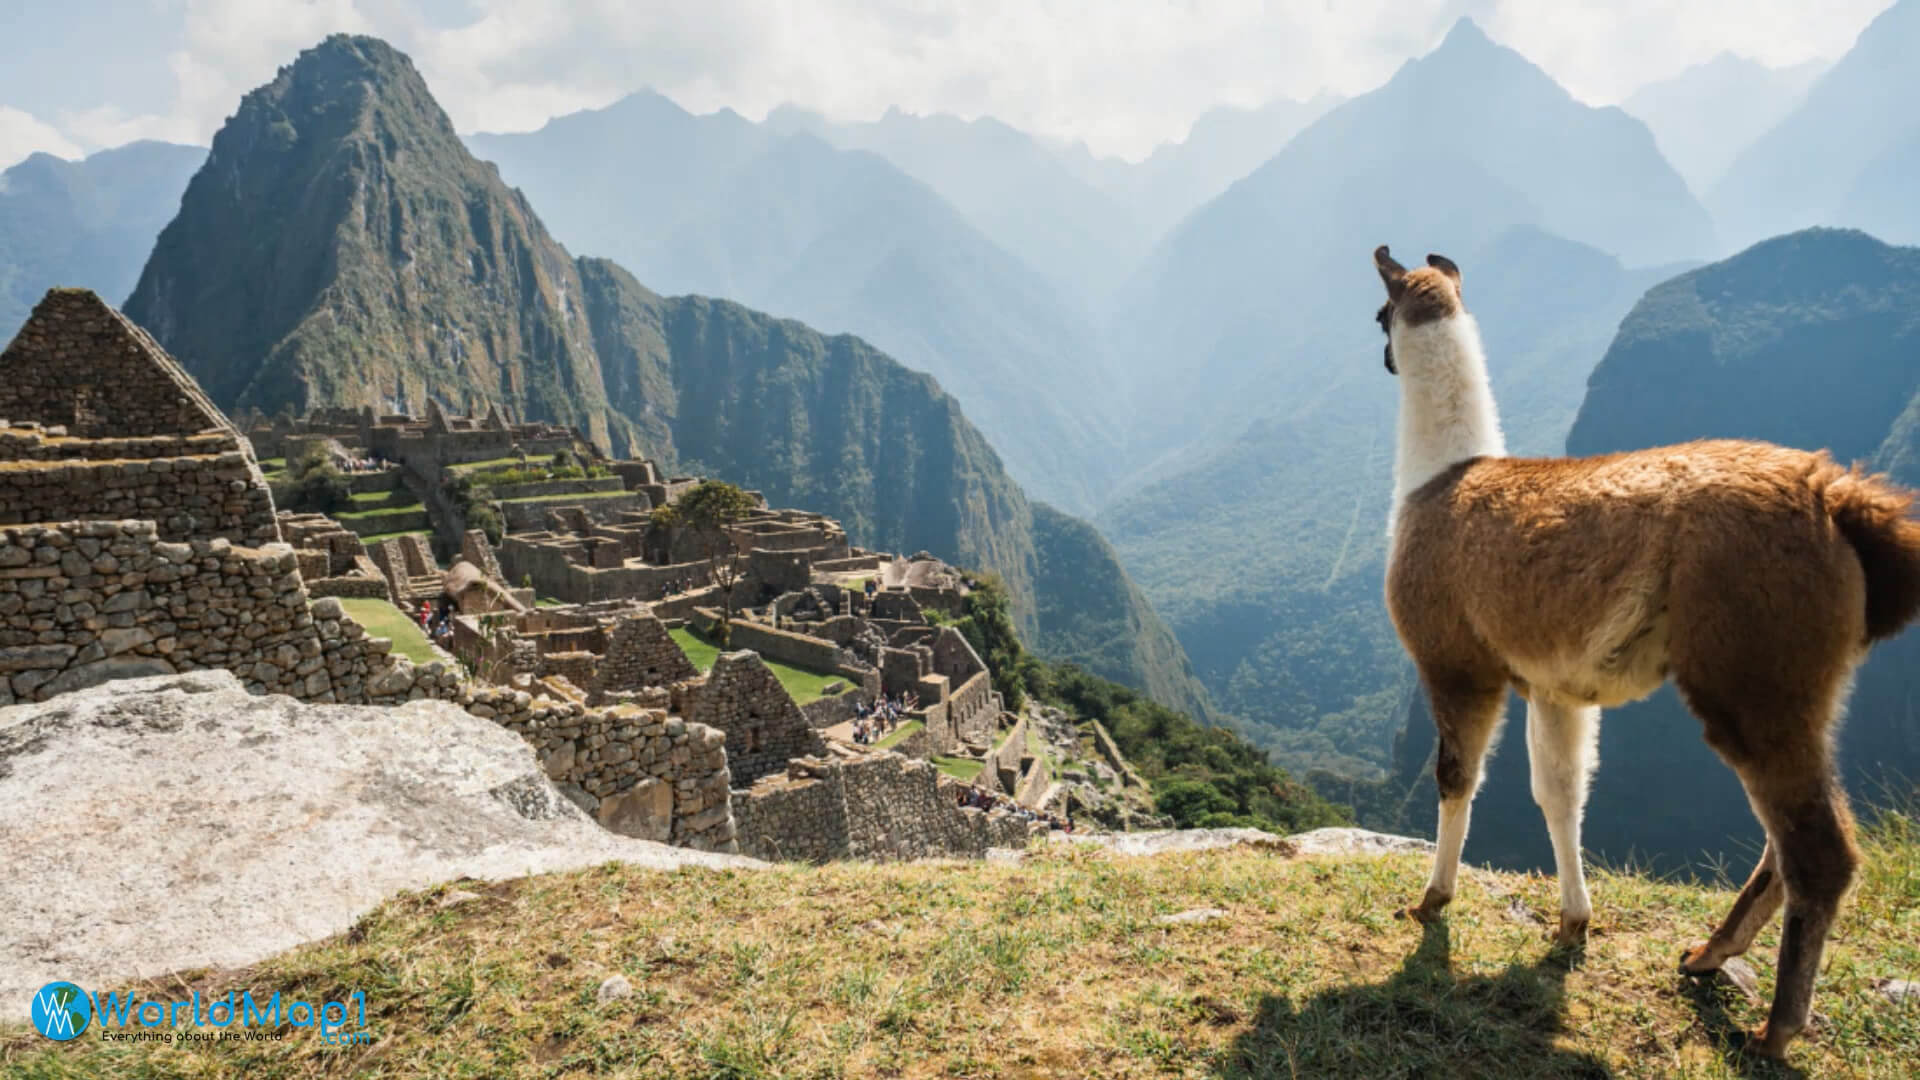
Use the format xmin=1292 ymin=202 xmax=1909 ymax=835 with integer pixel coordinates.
xmin=0 ymin=289 xmax=279 ymax=547
xmin=671 ymin=650 xmax=829 ymax=785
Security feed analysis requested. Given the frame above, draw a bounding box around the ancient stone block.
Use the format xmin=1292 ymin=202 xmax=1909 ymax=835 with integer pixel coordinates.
xmin=595 ymin=777 xmax=673 ymax=842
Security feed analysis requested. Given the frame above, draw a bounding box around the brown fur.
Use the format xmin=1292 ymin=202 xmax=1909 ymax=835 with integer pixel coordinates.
xmin=1388 ymin=440 xmax=1920 ymax=1058
xmin=1373 ymin=241 xmax=1920 ymax=1059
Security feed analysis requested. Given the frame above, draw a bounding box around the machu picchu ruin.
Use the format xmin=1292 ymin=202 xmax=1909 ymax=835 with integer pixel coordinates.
xmin=0 ymin=286 xmax=1154 ymax=867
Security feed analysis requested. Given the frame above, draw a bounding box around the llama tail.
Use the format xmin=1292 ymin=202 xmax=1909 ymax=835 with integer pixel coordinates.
xmin=1825 ymin=464 xmax=1920 ymax=642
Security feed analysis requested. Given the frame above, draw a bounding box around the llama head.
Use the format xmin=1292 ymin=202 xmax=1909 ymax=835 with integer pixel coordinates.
xmin=1373 ymin=245 xmax=1464 ymax=375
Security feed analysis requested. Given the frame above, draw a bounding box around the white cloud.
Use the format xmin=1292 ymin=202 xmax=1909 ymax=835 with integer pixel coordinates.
xmin=1474 ymin=0 xmax=1891 ymax=105
xmin=57 ymin=0 xmax=373 ymax=153
xmin=0 ymin=106 xmax=85 ymax=171
xmin=3 ymin=1 xmax=1902 ymax=161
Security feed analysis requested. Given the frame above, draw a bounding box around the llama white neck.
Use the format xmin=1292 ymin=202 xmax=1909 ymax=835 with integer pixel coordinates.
xmin=1390 ymin=312 xmax=1506 ymax=516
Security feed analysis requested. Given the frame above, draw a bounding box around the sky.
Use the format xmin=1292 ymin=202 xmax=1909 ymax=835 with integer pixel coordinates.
xmin=0 ymin=0 xmax=1899 ymax=170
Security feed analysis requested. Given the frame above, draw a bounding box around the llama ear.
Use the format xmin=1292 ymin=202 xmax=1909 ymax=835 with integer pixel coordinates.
xmin=1426 ymin=253 xmax=1461 ymax=284
xmin=1374 ymin=245 xmax=1407 ymax=297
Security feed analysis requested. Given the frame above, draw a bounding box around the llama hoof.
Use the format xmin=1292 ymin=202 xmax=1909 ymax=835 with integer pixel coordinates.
xmin=1737 ymin=1023 xmax=1792 ymax=1060
xmin=1678 ymin=945 xmax=1720 ymax=976
xmin=1551 ymin=915 xmax=1589 ymax=948
xmin=1396 ymin=887 xmax=1450 ymax=924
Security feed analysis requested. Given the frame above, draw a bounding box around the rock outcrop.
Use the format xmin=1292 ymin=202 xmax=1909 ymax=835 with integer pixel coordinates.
xmin=0 ymin=671 xmax=758 ymax=1015
xmin=1000 ymin=826 xmax=1433 ymax=862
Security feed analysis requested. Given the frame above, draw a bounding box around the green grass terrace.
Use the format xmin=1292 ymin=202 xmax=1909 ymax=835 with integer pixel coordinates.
xmin=668 ymin=626 xmax=844 ymax=706
xmin=338 ymin=597 xmax=440 ymax=666
xmin=875 ymin=719 xmax=924 ymax=751
xmin=931 ymin=755 xmax=983 ymax=782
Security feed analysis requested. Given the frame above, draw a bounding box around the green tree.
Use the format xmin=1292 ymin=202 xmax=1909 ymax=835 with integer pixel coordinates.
xmin=951 ymin=573 xmax=1040 ymax=712
xmin=445 ymin=471 xmax=503 ymax=544
xmin=282 ymin=445 xmax=351 ymax=514
xmin=652 ymin=479 xmax=757 ymax=636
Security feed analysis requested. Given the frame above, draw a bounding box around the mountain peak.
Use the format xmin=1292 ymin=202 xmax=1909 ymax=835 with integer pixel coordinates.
xmin=1440 ymin=15 xmax=1494 ymax=50
xmin=289 ymin=33 xmax=417 ymax=92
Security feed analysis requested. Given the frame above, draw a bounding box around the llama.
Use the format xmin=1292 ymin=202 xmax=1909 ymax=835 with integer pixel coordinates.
xmin=1371 ymin=244 xmax=1920 ymax=1059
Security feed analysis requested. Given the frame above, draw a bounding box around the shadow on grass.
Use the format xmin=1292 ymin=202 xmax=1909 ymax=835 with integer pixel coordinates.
xmin=1215 ymin=921 xmax=1612 ymax=1079
xmin=1677 ymin=972 xmax=1808 ymax=1080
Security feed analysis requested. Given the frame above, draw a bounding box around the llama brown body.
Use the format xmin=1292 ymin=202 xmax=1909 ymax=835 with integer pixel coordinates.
xmin=1373 ymin=244 xmax=1920 ymax=1059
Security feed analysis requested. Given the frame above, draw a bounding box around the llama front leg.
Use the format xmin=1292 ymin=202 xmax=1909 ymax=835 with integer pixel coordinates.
xmin=1404 ymin=684 xmax=1506 ymax=922
xmin=1526 ymin=697 xmax=1599 ymax=945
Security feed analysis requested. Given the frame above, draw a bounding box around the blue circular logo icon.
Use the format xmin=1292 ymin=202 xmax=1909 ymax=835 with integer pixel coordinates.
xmin=31 ymin=981 xmax=92 ymax=1041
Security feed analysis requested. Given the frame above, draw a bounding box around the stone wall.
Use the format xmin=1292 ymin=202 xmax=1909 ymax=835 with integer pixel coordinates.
xmin=304 ymin=573 xmax=391 ymax=599
xmin=0 ymin=427 xmax=240 ymax=462
xmin=727 ymin=761 xmax=848 ymax=863
xmin=799 ymin=690 xmax=868 ymax=730
xmin=814 ymin=554 xmax=884 ymax=573
xmin=673 ymin=651 xmax=826 ymax=786
xmin=733 ymin=753 xmax=1036 ymax=863
xmin=461 ymin=529 xmax=503 ymax=583
xmin=0 ymin=519 xmax=743 ymax=853
xmin=693 ymin=610 xmax=847 ymax=674
xmin=0 ymin=520 xmax=443 ymax=707
xmin=1091 ymin=719 xmax=1149 ymax=791
xmin=536 ymin=649 xmax=599 ymax=687
xmin=746 ymin=548 xmax=810 ymax=594
xmin=496 ymin=534 xmax=711 ymax=604
xmin=993 ymin=713 xmax=1030 ymax=791
xmin=1015 ymin=750 xmax=1052 ymax=808
xmin=946 ymin=671 xmax=998 ymax=746
xmin=487 ymin=697 xmax=737 ymax=852
xmin=487 ymin=477 xmax=630 ymax=501
xmin=0 ymin=445 xmax=278 ymax=547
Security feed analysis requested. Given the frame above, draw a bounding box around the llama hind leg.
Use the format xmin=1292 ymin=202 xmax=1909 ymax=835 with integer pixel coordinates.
xmin=1402 ymin=682 xmax=1507 ymax=922
xmin=1526 ymin=698 xmax=1599 ymax=945
xmin=1680 ymin=837 xmax=1782 ymax=975
xmin=1747 ymin=772 xmax=1859 ymax=1057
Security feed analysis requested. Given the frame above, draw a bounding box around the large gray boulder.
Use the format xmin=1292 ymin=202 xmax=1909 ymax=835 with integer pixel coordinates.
xmin=0 ymin=671 xmax=760 ymax=1015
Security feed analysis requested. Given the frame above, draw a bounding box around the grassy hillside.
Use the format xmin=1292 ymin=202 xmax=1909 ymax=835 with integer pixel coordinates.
xmin=8 ymin=813 xmax=1916 ymax=1077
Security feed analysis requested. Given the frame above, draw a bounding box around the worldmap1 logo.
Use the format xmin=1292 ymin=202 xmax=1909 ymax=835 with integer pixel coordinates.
xmin=28 ymin=981 xmax=373 ymax=1046
xmin=31 ymin=982 xmax=93 ymax=1041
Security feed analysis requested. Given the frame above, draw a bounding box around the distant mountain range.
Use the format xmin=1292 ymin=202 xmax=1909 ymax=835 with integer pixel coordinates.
xmin=1048 ymin=95 xmax=1345 ymax=243
xmin=1110 ymin=18 xmax=1711 ymax=466
xmin=764 ymin=104 xmax=1148 ymax=308
xmin=1622 ymin=52 xmax=1824 ymax=198
xmin=467 ymin=94 xmax=1126 ymax=516
xmin=1711 ymin=0 xmax=1920 ymax=250
xmin=0 ymin=141 xmax=203 ymax=340
xmin=117 ymin=34 xmax=1215 ymax=722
